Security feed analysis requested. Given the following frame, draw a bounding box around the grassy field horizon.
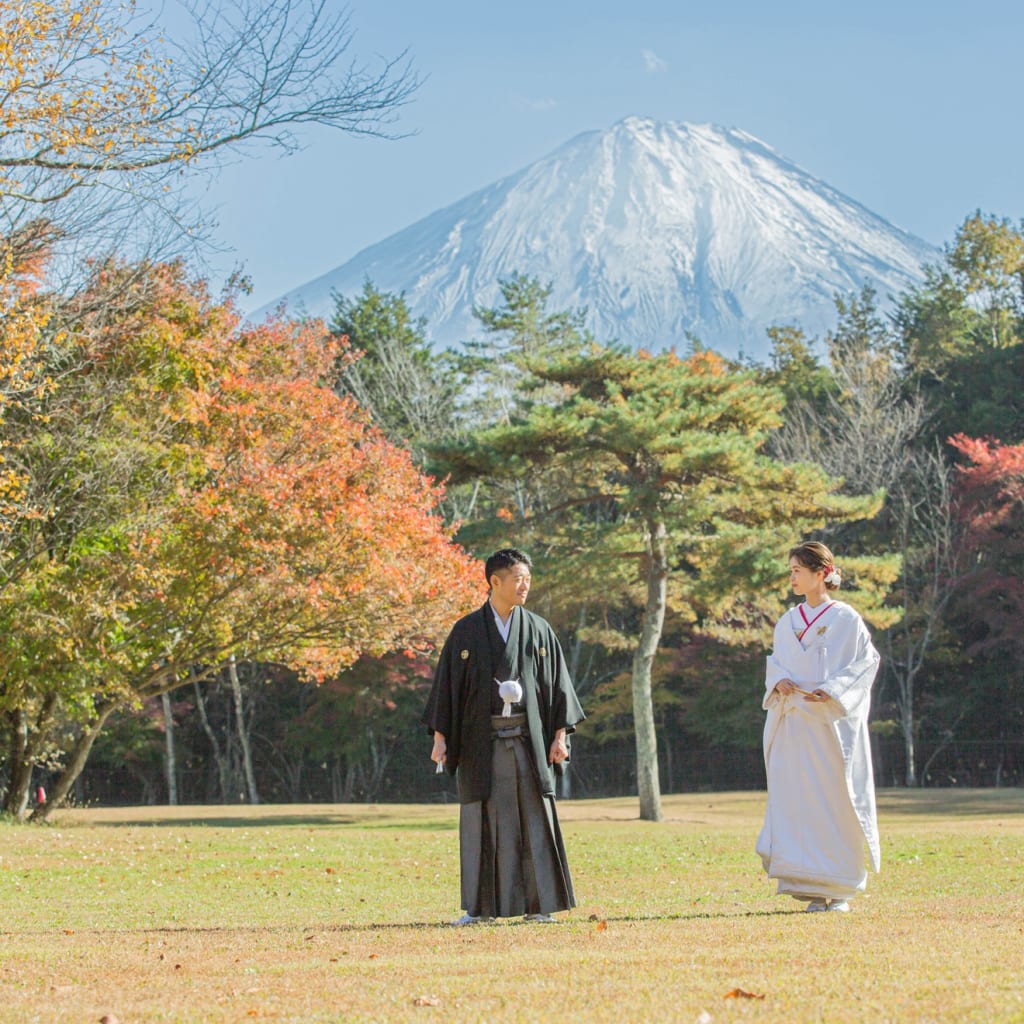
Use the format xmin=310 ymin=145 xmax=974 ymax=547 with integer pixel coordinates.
xmin=2 ymin=788 xmax=1022 ymax=1022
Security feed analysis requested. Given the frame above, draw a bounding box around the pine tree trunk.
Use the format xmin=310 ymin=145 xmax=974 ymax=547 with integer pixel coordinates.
xmin=30 ymin=705 xmax=117 ymax=822
xmin=632 ymin=516 xmax=666 ymax=822
xmin=229 ymin=657 xmax=260 ymax=805
xmin=161 ymin=691 xmax=178 ymax=805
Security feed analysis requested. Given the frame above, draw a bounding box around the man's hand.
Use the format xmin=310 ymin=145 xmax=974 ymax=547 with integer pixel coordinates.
xmin=548 ymin=728 xmax=569 ymax=765
xmin=431 ymin=731 xmax=447 ymax=766
xmin=774 ymin=678 xmax=799 ymax=696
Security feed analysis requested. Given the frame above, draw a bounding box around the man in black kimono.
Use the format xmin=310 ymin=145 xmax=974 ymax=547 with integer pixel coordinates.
xmin=423 ymin=548 xmax=584 ymax=925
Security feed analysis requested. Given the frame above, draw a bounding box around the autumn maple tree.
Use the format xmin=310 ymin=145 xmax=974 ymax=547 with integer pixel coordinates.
xmin=950 ymin=435 xmax=1024 ymax=666
xmin=0 ymin=259 xmax=478 ymax=819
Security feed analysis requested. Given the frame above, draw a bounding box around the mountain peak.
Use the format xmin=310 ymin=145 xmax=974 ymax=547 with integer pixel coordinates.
xmin=259 ymin=117 xmax=937 ymax=359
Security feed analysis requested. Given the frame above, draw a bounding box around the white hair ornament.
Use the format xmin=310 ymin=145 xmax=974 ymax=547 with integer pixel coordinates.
xmin=824 ymin=565 xmax=842 ymax=588
xmin=497 ymin=678 xmax=523 ymax=717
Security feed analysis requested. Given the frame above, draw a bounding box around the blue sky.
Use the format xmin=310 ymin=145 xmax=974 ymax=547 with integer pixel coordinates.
xmin=190 ymin=0 xmax=1024 ymax=312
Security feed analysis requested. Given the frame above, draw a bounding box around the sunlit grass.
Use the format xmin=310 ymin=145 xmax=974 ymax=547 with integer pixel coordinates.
xmin=2 ymin=790 xmax=1022 ymax=1022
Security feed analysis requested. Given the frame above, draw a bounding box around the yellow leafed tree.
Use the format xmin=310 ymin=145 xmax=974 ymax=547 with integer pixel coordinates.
xmin=0 ymin=229 xmax=58 ymax=540
xmin=0 ymin=0 xmax=417 ymax=253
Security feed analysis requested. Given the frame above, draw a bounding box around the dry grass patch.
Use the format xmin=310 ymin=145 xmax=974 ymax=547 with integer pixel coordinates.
xmin=1 ymin=790 xmax=1022 ymax=1022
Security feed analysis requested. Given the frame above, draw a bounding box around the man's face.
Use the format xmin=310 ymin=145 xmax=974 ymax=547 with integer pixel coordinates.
xmin=490 ymin=564 xmax=531 ymax=607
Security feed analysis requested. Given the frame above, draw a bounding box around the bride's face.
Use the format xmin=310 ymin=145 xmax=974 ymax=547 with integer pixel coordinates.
xmin=789 ymin=557 xmax=824 ymax=597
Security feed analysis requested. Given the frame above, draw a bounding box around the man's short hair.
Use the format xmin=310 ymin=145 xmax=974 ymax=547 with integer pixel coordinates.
xmin=485 ymin=548 xmax=532 ymax=587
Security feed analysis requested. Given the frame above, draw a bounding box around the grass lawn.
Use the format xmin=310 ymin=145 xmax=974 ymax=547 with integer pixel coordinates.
xmin=1 ymin=789 xmax=1022 ymax=1023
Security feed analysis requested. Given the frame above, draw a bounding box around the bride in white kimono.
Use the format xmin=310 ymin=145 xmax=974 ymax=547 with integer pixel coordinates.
xmin=756 ymin=541 xmax=881 ymax=913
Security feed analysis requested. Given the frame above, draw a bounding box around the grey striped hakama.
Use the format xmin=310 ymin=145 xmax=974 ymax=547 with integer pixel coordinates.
xmin=458 ymin=714 xmax=575 ymax=919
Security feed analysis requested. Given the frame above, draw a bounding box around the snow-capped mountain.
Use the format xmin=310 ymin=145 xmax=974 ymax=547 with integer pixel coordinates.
xmin=259 ymin=117 xmax=938 ymax=359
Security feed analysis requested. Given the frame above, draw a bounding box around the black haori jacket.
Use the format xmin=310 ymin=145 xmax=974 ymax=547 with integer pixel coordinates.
xmin=422 ymin=602 xmax=585 ymax=803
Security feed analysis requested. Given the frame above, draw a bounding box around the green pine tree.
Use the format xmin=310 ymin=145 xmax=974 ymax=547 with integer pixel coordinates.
xmin=435 ymin=341 xmax=887 ymax=821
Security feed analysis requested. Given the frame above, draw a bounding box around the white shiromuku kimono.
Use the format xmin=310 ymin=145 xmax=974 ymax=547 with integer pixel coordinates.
xmin=756 ymin=599 xmax=881 ymax=903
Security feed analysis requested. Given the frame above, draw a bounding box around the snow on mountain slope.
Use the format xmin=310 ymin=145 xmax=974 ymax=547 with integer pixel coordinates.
xmin=258 ymin=117 xmax=937 ymax=359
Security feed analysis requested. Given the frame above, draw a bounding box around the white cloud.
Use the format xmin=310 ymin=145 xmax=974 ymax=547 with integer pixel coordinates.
xmin=642 ymin=49 xmax=668 ymax=73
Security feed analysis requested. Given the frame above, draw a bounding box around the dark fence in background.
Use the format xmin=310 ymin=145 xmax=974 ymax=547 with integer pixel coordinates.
xmin=20 ymin=737 xmax=1022 ymax=811
xmin=871 ymin=737 xmax=1024 ymax=789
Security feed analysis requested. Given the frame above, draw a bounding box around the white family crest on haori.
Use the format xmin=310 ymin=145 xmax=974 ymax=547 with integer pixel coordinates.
xmin=496 ymin=678 xmax=523 ymax=717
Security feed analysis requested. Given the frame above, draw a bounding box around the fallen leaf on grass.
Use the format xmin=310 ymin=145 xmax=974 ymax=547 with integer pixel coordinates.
xmin=595 ymin=919 xmax=608 ymax=932
xmin=368 ymin=953 xmax=379 ymax=959
xmin=99 ymin=1015 xmax=120 ymax=1024
xmin=723 ymin=988 xmax=764 ymax=1000
xmin=413 ymin=996 xmax=440 ymax=1006
xmin=63 ymin=929 xmax=74 ymax=935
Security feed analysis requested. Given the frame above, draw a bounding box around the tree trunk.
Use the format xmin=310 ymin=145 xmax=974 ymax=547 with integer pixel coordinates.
xmin=228 ymin=657 xmax=260 ymax=804
xmin=342 ymin=759 xmax=357 ymax=802
xmin=161 ymin=691 xmax=178 ymax=805
xmin=632 ymin=516 xmax=666 ymax=822
xmin=902 ymin=704 xmax=917 ymax=787
xmin=3 ymin=695 xmax=58 ymax=819
xmin=30 ymin=704 xmax=118 ymax=822
xmin=4 ymin=709 xmax=32 ymax=818
xmin=894 ymin=659 xmax=918 ymax=786
xmin=193 ymin=672 xmax=231 ymax=802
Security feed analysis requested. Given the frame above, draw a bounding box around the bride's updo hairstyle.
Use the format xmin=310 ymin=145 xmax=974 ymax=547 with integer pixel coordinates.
xmin=789 ymin=541 xmax=842 ymax=591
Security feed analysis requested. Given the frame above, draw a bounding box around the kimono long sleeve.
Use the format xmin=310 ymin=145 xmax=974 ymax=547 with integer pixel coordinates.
xmin=764 ymin=621 xmax=792 ymax=710
xmin=819 ymin=612 xmax=880 ymax=718
xmin=544 ymin=624 xmax=585 ymax=735
xmin=520 ymin=612 xmax=585 ymax=793
xmin=421 ymin=629 xmax=467 ymax=775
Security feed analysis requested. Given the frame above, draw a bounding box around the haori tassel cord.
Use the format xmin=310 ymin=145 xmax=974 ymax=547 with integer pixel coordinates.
xmin=497 ymin=678 xmax=523 ymax=717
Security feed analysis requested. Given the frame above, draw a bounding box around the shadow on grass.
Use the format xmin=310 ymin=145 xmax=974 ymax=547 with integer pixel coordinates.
xmin=84 ymin=813 xmax=363 ymax=829
xmin=7 ymin=909 xmax=798 ymax=939
xmin=877 ymin=787 xmax=1024 ymax=817
xmin=83 ymin=815 xmax=459 ymax=831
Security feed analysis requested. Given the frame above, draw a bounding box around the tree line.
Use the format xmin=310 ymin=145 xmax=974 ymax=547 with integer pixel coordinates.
xmin=322 ymin=245 xmax=1024 ymax=818
xmin=3 ymin=3 xmax=1022 ymax=821
xmin=54 ymin=220 xmax=1024 ymax=820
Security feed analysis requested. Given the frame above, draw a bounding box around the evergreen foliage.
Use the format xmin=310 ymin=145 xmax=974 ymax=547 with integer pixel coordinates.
xmin=6 ymin=201 xmax=1024 ymax=810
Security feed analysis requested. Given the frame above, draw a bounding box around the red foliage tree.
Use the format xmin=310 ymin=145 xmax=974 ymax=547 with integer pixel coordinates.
xmin=949 ymin=434 xmax=1024 ymax=665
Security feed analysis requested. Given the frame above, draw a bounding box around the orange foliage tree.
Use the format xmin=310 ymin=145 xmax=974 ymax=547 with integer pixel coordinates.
xmin=0 ymin=260 xmax=478 ymax=819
